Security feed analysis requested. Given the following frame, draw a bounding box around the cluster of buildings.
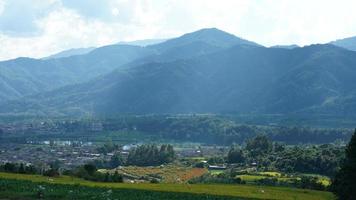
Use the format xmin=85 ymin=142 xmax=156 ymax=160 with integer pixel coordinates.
xmin=0 ymin=142 xmax=108 ymax=169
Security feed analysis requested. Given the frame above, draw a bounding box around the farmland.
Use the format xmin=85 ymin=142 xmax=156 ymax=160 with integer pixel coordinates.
xmin=236 ymin=172 xmax=331 ymax=186
xmin=102 ymin=164 xmax=207 ymax=183
xmin=0 ymin=118 xmax=349 ymax=200
xmin=0 ymin=172 xmax=335 ymax=200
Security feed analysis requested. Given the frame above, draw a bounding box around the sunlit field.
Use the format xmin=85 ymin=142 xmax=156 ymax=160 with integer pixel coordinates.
xmin=0 ymin=172 xmax=335 ymax=200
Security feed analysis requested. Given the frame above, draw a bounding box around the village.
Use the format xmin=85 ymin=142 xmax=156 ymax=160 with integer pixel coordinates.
xmin=0 ymin=142 xmax=103 ymax=169
xmin=0 ymin=138 xmax=229 ymax=172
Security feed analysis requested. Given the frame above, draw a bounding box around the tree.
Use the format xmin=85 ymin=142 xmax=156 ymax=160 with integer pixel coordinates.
xmin=227 ymin=147 xmax=245 ymax=164
xmin=104 ymin=172 xmax=112 ymax=182
xmin=97 ymin=139 xmax=117 ymax=154
xmin=273 ymin=142 xmax=286 ymax=152
xmin=159 ymin=144 xmax=175 ymax=163
xmin=208 ymin=156 xmax=225 ymax=165
xmin=246 ymin=135 xmax=272 ymax=157
xmin=126 ymin=144 xmax=175 ymax=166
xmin=331 ymin=129 xmax=356 ymax=200
xmin=4 ymin=163 xmax=16 ymax=172
xmin=84 ymin=164 xmax=97 ymax=175
xmin=112 ymin=170 xmax=123 ymax=182
xmin=299 ymin=176 xmax=326 ymax=191
xmin=50 ymin=160 xmax=62 ymax=171
xmin=110 ymin=153 xmax=124 ymax=168
xmin=25 ymin=165 xmax=37 ymax=174
xmin=43 ymin=168 xmax=59 ymax=177
xmin=18 ymin=163 xmax=25 ymax=174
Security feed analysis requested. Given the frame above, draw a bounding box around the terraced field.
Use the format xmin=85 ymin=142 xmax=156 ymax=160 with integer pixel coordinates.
xmin=0 ymin=172 xmax=335 ymax=200
xmin=106 ymin=164 xmax=207 ymax=183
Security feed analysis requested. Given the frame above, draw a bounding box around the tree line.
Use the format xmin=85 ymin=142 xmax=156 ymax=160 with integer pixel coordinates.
xmin=126 ymin=144 xmax=175 ymax=166
xmin=1 ymin=116 xmax=352 ymax=145
xmin=222 ymin=135 xmax=343 ymax=176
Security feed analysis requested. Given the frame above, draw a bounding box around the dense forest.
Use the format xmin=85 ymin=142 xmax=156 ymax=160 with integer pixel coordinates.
xmin=225 ymin=135 xmax=344 ymax=176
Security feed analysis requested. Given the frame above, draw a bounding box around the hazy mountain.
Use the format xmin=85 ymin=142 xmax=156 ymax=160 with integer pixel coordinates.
xmin=0 ymin=28 xmax=258 ymax=103
xmin=256 ymin=44 xmax=356 ymax=114
xmin=3 ymin=42 xmax=356 ymax=116
xmin=331 ymin=36 xmax=356 ymax=51
xmin=122 ymin=28 xmax=262 ymax=66
xmin=44 ymin=39 xmax=166 ymax=60
xmin=270 ymin=44 xmax=299 ymax=49
xmin=131 ymin=28 xmax=262 ymax=64
xmin=44 ymin=47 xmax=96 ymax=59
xmin=149 ymin=28 xmax=261 ymax=52
xmin=0 ymin=45 xmax=155 ymax=101
xmin=117 ymin=39 xmax=168 ymax=47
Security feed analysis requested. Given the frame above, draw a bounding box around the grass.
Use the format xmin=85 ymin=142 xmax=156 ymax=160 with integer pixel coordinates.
xmin=0 ymin=172 xmax=335 ymax=200
xmin=209 ymin=169 xmax=225 ymax=175
xmin=237 ymin=174 xmax=298 ymax=184
xmin=237 ymin=172 xmax=331 ymax=186
xmin=301 ymin=174 xmax=331 ymax=186
xmin=238 ymin=175 xmax=271 ymax=181
xmin=0 ymin=179 xmax=243 ymax=200
xmin=259 ymin=172 xmax=282 ymax=177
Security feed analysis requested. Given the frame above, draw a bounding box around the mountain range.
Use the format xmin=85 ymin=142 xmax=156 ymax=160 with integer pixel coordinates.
xmin=45 ymin=39 xmax=168 ymax=60
xmin=330 ymin=36 xmax=356 ymax=51
xmin=44 ymin=47 xmax=96 ymax=59
xmin=1 ymin=28 xmax=356 ymax=117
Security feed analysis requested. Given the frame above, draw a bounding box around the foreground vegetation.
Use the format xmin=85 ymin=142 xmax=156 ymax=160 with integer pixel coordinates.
xmin=0 ymin=173 xmax=334 ymax=200
xmin=330 ymin=129 xmax=356 ymax=199
xmin=0 ymin=179 xmax=241 ymax=200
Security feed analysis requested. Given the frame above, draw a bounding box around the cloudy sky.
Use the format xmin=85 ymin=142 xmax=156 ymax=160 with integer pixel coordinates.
xmin=0 ymin=0 xmax=356 ymax=60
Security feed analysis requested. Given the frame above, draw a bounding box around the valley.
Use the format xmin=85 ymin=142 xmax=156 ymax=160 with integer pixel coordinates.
xmin=0 ymin=115 xmax=349 ymax=200
xmin=0 ymin=7 xmax=356 ymax=198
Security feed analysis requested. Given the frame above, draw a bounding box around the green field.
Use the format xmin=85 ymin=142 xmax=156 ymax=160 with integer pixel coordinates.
xmin=237 ymin=174 xmax=297 ymax=184
xmin=209 ymin=169 xmax=225 ymax=175
xmin=301 ymin=174 xmax=331 ymax=186
xmin=236 ymin=172 xmax=331 ymax=186
xmin=0 ymin=172 xmax=335 ymax=200
xmin=0 ymin=179 xmax=242 ymax=200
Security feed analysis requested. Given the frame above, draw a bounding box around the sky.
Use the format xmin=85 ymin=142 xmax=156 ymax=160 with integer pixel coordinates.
xmin=0 ymin=0 xmax=356 ymax=60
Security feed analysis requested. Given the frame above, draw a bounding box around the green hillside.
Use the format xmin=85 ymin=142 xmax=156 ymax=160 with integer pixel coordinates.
xmin=0 ymin=172 xmax=335 ymax=200
xmin=3 ymin=43 xmax=356 ymax=117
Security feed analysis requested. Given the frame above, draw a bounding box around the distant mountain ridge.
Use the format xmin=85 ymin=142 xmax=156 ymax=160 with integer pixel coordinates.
xmin=0 ymin=28 xmax=257 ymax=102
xmin=0 ymin=45 xmax=155 ymax=101
xmin=45 ymin=39 xmax=167 ymax=60
xmin=150 ymin=28 xmax=261 ymax=52
xmin=270 ymin=44 xmax=299 ymax=49
xmin=1 ymin=28 xmax=356 ymax=117
xmin=44 ymin=47 xmax=96 ymax=59
xmin=117 ymin=39 xmax=168 ymax=47
xmin=330 ymin=36 xmax=356 ymax=51
xmin=2 ymin=43 xmax=356 ymax=116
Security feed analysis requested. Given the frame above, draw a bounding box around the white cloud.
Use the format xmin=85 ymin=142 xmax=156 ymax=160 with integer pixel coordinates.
xmin=0 ymin=0 xmax=59 ymax=35
xmin=0 ymin=0 xmax=5 ymax=14
xmin=111 ymin=8 xmax=119 ymax=16
xmin=242 ymin=0 xmax=356 ymax=46
xmin=0 ymin=8 xmax=143 ymax=60
xmin=1 ymin=0 xmax=356 ymax=60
